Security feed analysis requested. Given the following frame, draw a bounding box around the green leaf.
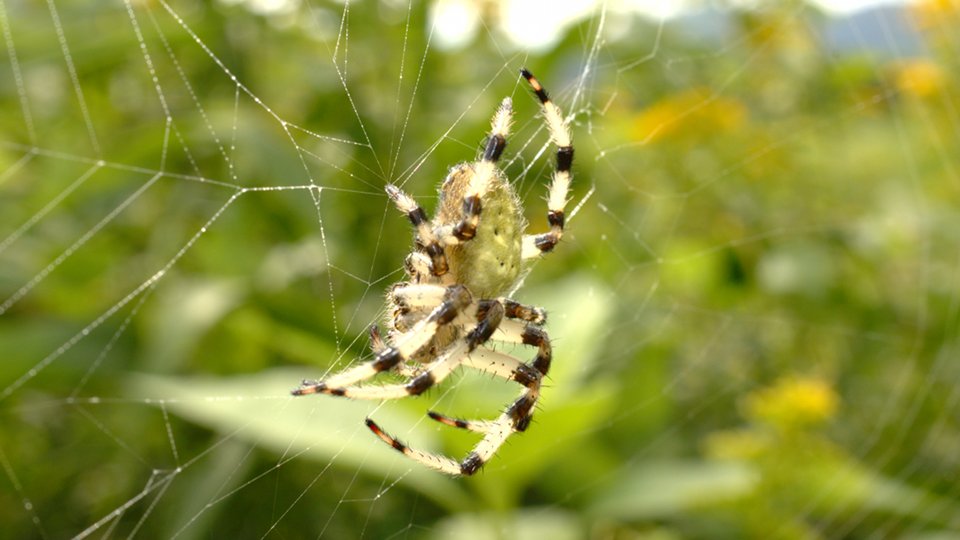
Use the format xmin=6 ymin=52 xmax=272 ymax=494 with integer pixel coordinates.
xmin=521 ymin=273 xmax=615 ymax=394
xmin=129 ymin=369 xmax=472 ymax=512
xmin=589 ymin=460 xmax=758 ymax=520
xmin=429 ymin=507 xmax=582 ymax=540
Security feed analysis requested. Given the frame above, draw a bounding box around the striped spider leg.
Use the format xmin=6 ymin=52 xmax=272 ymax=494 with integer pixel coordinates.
xmin=383 ymin=95 xmax=514 ymax=280
xmin=521 ymin=68 xmax=574 ymax=259
xmin=292 ymin=284 xmax=478 ymax=398
xmin=368 ymin=305 xmax=552 ymax=475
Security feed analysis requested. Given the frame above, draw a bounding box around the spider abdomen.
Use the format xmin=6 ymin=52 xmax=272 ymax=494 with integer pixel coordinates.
xmin=437 ymin=164 xmax=526 ymax=299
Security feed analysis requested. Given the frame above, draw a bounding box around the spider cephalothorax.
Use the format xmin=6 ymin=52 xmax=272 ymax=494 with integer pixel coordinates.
xmin=293 ymin=69 xmax=573 ymax=476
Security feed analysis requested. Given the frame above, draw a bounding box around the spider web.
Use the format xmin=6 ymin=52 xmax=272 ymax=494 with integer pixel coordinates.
xmin=1 ymin=0 xmax=959 ymax=538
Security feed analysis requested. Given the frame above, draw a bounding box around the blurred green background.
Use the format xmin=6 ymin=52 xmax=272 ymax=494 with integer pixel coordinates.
xmin=2 ymin=0 xmax=960 ymax=538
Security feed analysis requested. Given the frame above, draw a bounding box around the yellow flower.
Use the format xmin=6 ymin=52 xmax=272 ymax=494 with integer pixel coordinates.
xmin=912 ymin=0 xmax=960 ymax=31
xmin=892 ymin=59 xmax=947 ymax=99
xmin=743 ymin=375 xmax=839 ymax=430
xmin=631 ymin=88 xmax=747 ymax=144
xmin=703 ymin=429 xmax=769 ymax=461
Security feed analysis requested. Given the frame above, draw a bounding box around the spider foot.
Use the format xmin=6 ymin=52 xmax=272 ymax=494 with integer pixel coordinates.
xmin=291 ymin=381 xmax=346 ymax=396
xmin=366 ymin=417 xmax=407 ymax=452
xmin=366 ymin=417 xmax=482 ymax=476
xmin=291 ymin=381 xmax=325 ymax=395
xmin=460 ymin=452 xmax=483 ymax=476
xmin=506 ymin=393 xmax=536 ymax=432
xmin=426 ymin=410 xmax=494 ymax=433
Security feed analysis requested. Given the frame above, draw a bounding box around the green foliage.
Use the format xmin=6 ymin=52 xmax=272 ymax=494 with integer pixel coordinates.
xmin=2 ymin=0 xmax=960 ymax=538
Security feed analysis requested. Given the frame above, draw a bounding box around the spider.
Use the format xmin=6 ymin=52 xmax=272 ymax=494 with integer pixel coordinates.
xmin=292 ymin=69 xmax=573 ymax=476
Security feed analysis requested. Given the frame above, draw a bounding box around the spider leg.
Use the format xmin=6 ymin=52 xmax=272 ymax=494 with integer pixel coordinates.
xmin=366 ymin=378 xmax=543 ymax=476
xmin=389 ymin=283 xmax=480 ymax=344
xmin=461 ymin=388 xmax=540 ymax=473
xmin=363 ymin=302 xmax=516 ymax=475
xmin=321 ymin=340 xmax=470 ymax=400
xmin=519 ymin=68 xmax=573 ymax=259
xmin=426 ymin=412 xmax=498 ymax=433
xmin=493 ymin=319 xmax=552 ymax=375
xmin=390 ymin=283 xmax=448 ymax=309
xmin=389 ymin=283 xmax=448 ymax=331
xmin=499 ymin=298 xmax=547 ymax=325
xmin=428 ymin=307 xmax=552 ymax=429
xmin=300 ymin=293 xmax=505 ymax=400
xmin=375 ymin=301 xmax=551 ymax=476
xmin=443 ymin=97 xmax=513 ymax=245
xmin=365 ymin=417 xmax=464 ymax=475
xmin=292 ymin=285 xmax=472 ymax=396
xmin=426 ymin=347 xmax=544 ymax=433
xmin=450 ymin=321 xmax=551 ymax=474
xmin=378 ymin=346 xmax=545 ymax=475
xmin=386 ymin=184 xmax=449 ymax=276
xmin=369 ymin=324 xmax=419 ymax=377
xmin=403 ymin=252 xmax=433 ymax=282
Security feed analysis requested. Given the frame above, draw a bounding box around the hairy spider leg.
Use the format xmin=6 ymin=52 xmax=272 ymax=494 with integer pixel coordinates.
xmin=426 ymin=346 xmax=543 ymax=431
xmin=453 ymin=97 xmax=513 ymax=242
xmin=369 ymin=298 xmax=551 ymax=475
xmin=390 ymin=283 xmax=448 ymax=309
xmin=369 ymin=343 xmax=547 ymax=476
xmin=372 ymin=284 xmax=499 ymax=379
xmin=519 ymin=68 xmax=574 ymax=259
xmin=386 ymin=184 xmax=449 ymax=276
xmin=320 ymin=340 xmax=470 ymax=400
xmin=430 ymin=97 xmax=514 ymax=249
xmin=426 ymin=317 xmax=551 ymax=432
xmin=299 ymin=294 xmax=505 ymax=401
xmin=402 ymin=252 xmax=433 ymax=283
xmin=366 ymin=417 xmax=465 ymax=475
xmin=367 ymin=324 xmax=422 ymax=378
xmin=499 ymin=297 xmax=547 ymax=325
xmin=291 ymin=285 xmax=472 ymax=396
xmin=385 ymin=97 xmax=513 ymax=277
